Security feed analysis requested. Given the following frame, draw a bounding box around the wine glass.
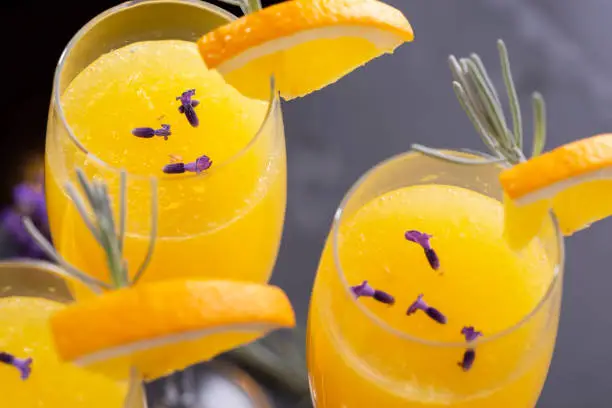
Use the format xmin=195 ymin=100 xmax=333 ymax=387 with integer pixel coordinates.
xmin=307 ymin=149 xmax=563 ymax=408
xmin=45 ymin=0 xmax=286 ymax=295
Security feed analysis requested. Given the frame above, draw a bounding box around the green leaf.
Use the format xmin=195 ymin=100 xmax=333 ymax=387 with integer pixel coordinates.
xmin=531 ymin=92 xmax=547 ymax=157
xmin=412 ymin=144 xmax=503 ymax=165
xmin=498 ymin=39 xmax=523 ymax=150
xmin=132 ymin=177 xmax=158 ymax=285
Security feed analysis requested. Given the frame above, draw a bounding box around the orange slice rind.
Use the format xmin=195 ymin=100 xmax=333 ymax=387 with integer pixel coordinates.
xmin=198 ymin=0 xmax=413 ymax=100
xmin=50 ymin=279 xmax=295 ymax=380
xmin=500 ymin=134 xmax=612 ymax=247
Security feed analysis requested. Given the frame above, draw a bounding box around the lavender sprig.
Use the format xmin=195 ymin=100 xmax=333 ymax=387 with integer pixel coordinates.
xmin=218 ymin=0 xmax=261 ymax=14
xmin=118 ymin=170 xmax=127 ymax=253
xmin=411 ymin=39 xmax=547 ymax=165
xmin=73 ymin=169 xmax=127 ymax=288
xmin=23 ymin=168 xmax=159 ymax=291
xmin=132 ymin=178 xmax=158 ymax=284
xmin=22 ymin=218 xmax=111 ymax=293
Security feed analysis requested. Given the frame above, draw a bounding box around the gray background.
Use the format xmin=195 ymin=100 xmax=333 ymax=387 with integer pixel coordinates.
xmin=271 ymin=1 xmax=612 ymax=407
xmin=2 ymin=0 xmax=612 ymax=406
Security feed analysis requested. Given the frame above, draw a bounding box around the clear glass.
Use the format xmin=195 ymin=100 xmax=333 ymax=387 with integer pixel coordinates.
xmin=0 ymin=260 xmax=146 ymax=407
xmin=307 ymin=150 xmax=564 ymax=408
xmin=45 ymin=0 xmax=286 ymax=294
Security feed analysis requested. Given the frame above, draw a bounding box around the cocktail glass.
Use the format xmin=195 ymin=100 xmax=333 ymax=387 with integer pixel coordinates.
xmin=0 ymin=260 xmax=146 ymax=407
xmin=45 ymin=0 xmax=285 ymax=292
xmin=307 ymin=150 xmax=563 ymax=407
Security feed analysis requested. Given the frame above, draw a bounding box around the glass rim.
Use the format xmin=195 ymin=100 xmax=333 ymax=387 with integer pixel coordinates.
xmin=331 ymin=148 xmax=565 ymax=348
xmin=0 ymin=258 xmax=70 ymax=276
xmin=52 ymin=0 xmax=279 ymax=182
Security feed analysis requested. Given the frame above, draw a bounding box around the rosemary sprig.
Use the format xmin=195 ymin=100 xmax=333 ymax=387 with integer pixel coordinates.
xmin=22 ymin=218 xmax=111 ymax=294
xmin=246 ymin=0 xmax=262 ymax=13
xmin=23 ymin=168 xmax=158 ymax=292
xmin=217 ymin=0 xmax=261 ymax=15
xmin=412 ymin=39 xmax=547 ymax=165
xmin=532 ymin=92 xmax=547 ymax=157
xmin=132 ymin=178 xmax=158 ymax=285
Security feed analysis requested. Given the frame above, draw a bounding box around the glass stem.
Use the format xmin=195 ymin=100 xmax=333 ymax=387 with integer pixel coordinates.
xmin=246 ymin=0 xmax=262 ymax=13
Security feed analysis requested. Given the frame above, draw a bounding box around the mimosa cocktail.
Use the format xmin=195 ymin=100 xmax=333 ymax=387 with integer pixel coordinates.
xmin=307 ymin=152 xmax=563 ymax=407
xmin=0 ymin=261 xmax=144 ymax=408
xmin=45 ymin=1 xmax=285 ymax=291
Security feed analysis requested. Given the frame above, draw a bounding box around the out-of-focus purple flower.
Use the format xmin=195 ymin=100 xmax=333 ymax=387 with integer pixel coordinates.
xmin=0 ymin=173 xmax=50 ymax=260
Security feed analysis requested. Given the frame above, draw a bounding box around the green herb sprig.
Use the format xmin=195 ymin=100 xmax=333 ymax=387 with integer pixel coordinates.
xmin=412 ymin=39 xmax=547 ymax=165
xmin=218 ymin=0 xmax=262 ymax=15
xmin=23 ymin=168 xmax=158 ymax=292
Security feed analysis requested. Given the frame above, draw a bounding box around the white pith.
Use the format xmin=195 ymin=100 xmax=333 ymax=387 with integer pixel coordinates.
xmin=514 ymin=167 xmax=612 ymax=206
xmin=73 ymin=324 xmax=277 ymax=366
xmin=216 ymin=26 xmax=404 ymax=73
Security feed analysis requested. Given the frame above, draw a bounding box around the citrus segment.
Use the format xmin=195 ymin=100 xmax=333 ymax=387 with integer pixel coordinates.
xmin=50 ymin=279 xmax=295 ymax=380
xmin=500 ymin=134 xmax=612 ymax=247
xmin=551 ymin=179 xmax=612 ymax=235
xmin=502 ymin=194 xmax=551 ymax=249
xmin=197 ymin=0 xmax=414 ymax=100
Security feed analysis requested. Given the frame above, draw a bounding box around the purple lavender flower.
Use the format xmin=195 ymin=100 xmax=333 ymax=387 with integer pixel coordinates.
xmin=154 ymin=124 xmax=172 ymax=140
xmin=373 ymin=290 xmax=395 ymax=305
xmin=459 ymin=326 xmax=483 ymax=372
xmin=404 ymin=230 xmax=440 ymax=270
xmin=351 ymin=280 xmax=375 ymax=297
xmin=177 ymin=89 xmax=200 ymax=127
xmin=131 ymin=127 xmax=155 ymax=138
xmin=459 ymin=349 xmax=476 ymax=372
xmin=0 ymin=177 xmax=49 ymax=260
xmin=184 ymin=155 xmax=212 ymax=174
xmin=132 ymin=124 xmax=172 ymax=140
xmin=162 ymin=163 xmax=186 ymax=174
xmin=350 ymin=280 xmax=395 ymax=305
xmin=162 ymin=155 xmax=212 ymax=175
xmin=406 ymin=294 xmax=447 ymax=324
xmin=0 ymin=351 xmax=32 ymax=380
xmin=461 ymin=326 xmax=483 ymax=342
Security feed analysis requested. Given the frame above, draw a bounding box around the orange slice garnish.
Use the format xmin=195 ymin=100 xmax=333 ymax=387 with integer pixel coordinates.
xmin=197 ymin=0 xmax=413 ymax=100
xmin=500 ymin=134 xmax=612 ymax=247
xmin=51 ymin=279 xmax=295 ymax=380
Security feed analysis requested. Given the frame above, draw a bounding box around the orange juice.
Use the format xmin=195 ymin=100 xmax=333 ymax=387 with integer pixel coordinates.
xmin=45 ymin=40 xmax=286 ymax=291
xmin=0 ymin=297 xmax=128 ymax=407
xmin=308 ymin=184 xmax=560 ymax=407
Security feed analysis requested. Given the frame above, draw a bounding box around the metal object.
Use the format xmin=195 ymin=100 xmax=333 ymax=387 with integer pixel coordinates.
xmin=150 ymin=361 xmax=273 ymax=408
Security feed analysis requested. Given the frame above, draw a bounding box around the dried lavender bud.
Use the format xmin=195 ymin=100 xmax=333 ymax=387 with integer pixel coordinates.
xmin=406 ymin=294 xmax=447 ymax=324
xmin=405 ymin=230 xmax=440 ymax=270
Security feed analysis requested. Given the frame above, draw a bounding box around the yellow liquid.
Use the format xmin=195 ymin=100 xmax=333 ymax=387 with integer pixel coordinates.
xmin=308 ymin=185 xmax=560 ymax=407
xmin=0 ymin=297 xmax=127 ymax=407
xmin=45 ymin=40 xmax=286 ymax=290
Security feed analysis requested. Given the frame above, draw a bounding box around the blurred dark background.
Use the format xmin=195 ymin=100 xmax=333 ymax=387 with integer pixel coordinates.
xmin=3 ymin=0 xmax=612 ymax=407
